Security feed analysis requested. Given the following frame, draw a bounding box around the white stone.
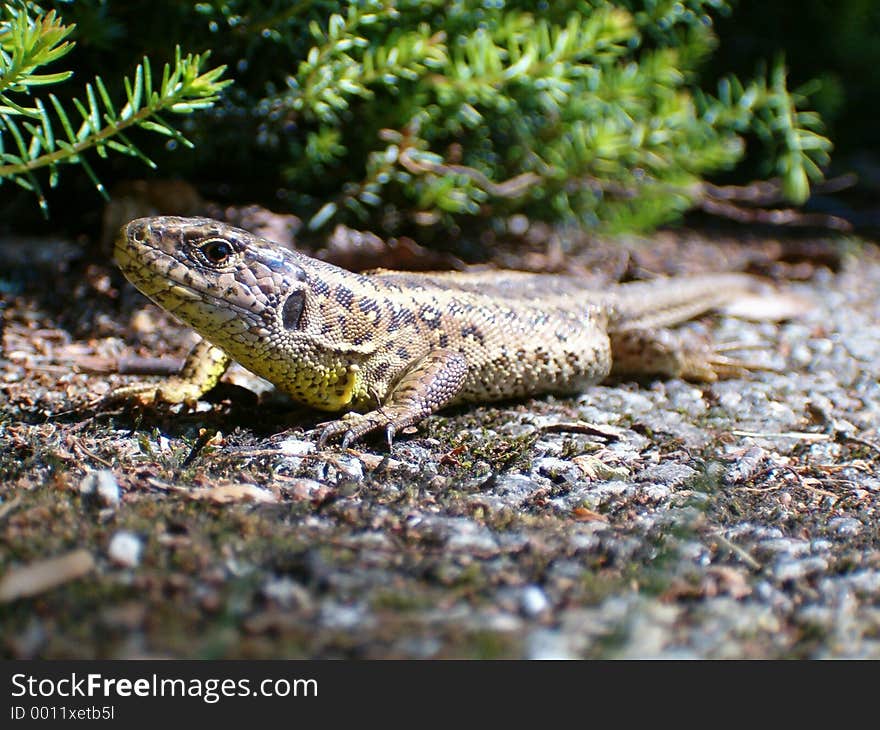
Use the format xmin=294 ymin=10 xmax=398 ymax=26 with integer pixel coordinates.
xmin=108 ymin=531 xmax=142 ymax=568
xmin=79 ymin=470 xmax=120 ymax=506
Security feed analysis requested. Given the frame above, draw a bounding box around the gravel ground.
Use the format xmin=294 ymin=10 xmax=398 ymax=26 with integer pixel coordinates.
xmin=1 ymin=230 xmax=879 ymax=659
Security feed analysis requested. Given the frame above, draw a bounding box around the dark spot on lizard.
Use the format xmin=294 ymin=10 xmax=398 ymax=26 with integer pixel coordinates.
xmin=334 ymin=286 xmax=354 ymax=308
xmin=419 ymin=305 xmax=442 ymax=329
xmin=396 ymin=347 xmax=411 ymax=360
xmin=461 ymin=324 xmax=485 ymax=345
xmin=311 ymin=278 xmax=331 ymax=296
xmin=386 ymin=307 xmax=417 ymax=332
xmin=438 ymin=333 xmax=449 ymax=348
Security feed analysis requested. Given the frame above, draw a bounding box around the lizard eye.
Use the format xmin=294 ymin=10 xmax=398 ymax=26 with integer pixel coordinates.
xmin=200 ymin=239 xmax=234 ymax=264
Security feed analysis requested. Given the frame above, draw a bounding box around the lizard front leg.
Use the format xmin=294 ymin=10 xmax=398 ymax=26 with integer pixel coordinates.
xmin=104 ymin=338 xmax=232 ymax=406
xmin=317 ymin=349 xmax=469 ymax=448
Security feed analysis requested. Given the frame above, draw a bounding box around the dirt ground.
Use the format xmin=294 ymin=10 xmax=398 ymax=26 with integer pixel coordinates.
xmin=1 ymin=224 xmax=879 ymax=659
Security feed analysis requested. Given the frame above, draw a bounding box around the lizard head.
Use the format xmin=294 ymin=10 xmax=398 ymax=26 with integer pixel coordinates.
xmin=115 ymin=216 xmax=380 ymax=410
xmin=115 ymin=216 xmax=316 ymax=339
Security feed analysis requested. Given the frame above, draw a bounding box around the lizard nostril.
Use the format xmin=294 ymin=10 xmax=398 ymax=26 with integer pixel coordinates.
xmin=124 ymin=219 xmax=147 ymax=243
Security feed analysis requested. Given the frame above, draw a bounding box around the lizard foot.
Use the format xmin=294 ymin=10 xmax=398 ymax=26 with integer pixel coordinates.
xmin=88 ymin=339 xmax=232 ymax=414
xmin=52 ymin=380 xmax=201 ymax=421
xmin=610 ymin=328 xmax=780 ymax=383
xmin=98 ymin=379 xmax=206 ymax=409
xmin=316 ymin=406 xmax=424 ymax=449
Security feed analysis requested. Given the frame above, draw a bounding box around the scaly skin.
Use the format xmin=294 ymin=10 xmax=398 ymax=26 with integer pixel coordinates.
xmin=112 ymin=216 xmax=764 ymax=446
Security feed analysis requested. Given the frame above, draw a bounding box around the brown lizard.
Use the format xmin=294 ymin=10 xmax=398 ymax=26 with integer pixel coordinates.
xmin=111 ymin=216 xmax=797 ymax=447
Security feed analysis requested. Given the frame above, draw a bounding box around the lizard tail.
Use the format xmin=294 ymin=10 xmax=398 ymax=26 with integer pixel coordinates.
xmin=608 ymin=274 xmax=809 ymax=331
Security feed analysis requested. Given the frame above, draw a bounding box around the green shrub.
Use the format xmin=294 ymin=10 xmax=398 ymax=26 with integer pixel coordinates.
xmin=0 ymin=2 xmax=229 ymax=214
xmin=4 ymin=1 xmax=831 ymax=237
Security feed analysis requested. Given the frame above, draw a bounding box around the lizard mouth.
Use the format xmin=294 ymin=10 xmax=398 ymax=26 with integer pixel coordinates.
xmin=151 ymin=275 xmax=267 ymax=326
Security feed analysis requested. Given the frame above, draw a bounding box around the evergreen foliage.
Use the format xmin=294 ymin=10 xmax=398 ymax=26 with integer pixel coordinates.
xmin=0 ymin=2 xmax=230 ymax=214
xmin=4 ymin=1 xmax=832 ymax=236
xmin=195 ymin=0 xmax=833 ymax=235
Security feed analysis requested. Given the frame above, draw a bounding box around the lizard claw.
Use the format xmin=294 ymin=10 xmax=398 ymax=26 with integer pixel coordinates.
xmin=385 ymin=423 xmax=397 ymax=450
xmin=316 ymin=413 xmax=376 ymax=449
xmin=315 ymin=412 xmax=404 ymax=449
xmin=316 ymin=419 xmax=347 ymax=449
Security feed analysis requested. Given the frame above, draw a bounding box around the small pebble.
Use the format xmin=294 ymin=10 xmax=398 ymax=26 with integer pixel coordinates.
xmin=532 ymin=457 xmax=580 ymax=483
xmin=847 ymin=571 xmax=880 ymax=596
xmin=108 ymin=532 xmax=142 ymax=568
xmin=828 ymin=517 xmax=862 ymax=538
xmin=637 ymin=462 xmax=697 ymax=487
xmin=262 ymin=577 xmax=312 ymax=610
xmin=520 ymin=585 xmax=550 ymax=616
xmin=773 ymin=556 xmax=828 ymax=583
xmin=277 ymin=438 xmax=315 ymax=456
xmin=330 ymin=455 xmax=363 ymax=480
xmin=79 ymin=470 xmax=120 ymax=506
xmin=723 ymin=447 xmax=767 ymax=485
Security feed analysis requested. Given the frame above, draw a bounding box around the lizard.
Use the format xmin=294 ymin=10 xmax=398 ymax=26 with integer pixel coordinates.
xmin=109 ymin=215 xmax=796 ymax=447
